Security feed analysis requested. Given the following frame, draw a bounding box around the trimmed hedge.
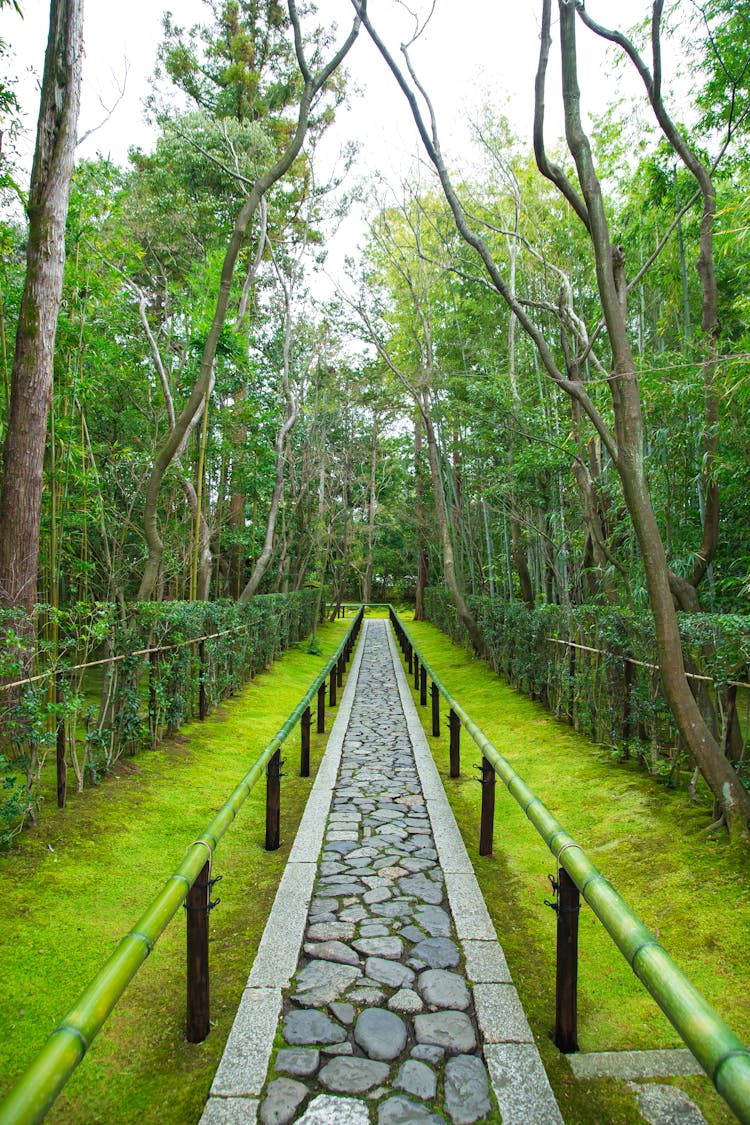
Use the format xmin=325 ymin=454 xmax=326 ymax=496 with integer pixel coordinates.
xmin=0 ymin=590 xmax=319 ymax=843
xmin=424 ymin=589 xmax=750 ymax=789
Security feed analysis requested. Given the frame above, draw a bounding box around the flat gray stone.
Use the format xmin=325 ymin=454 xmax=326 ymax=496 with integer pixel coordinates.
xmin=353 ymin=937 xmax=404 ymax=958
xmin=410 ymin=1044 xmax=444 ymax=1064
xmin=414 ymin=906 xmax=451 ymax=937
xmin=319 ymin=1057 xmax=391 ymax=1093
xmin=444 ymin=1055 xmax=491 ymax=1124
xmin=569 ymin=1049 xmax=703 ymax=1080
xmin=631 ymin=1083 xmax=707 ymax=1125
xmin=293 ymin=960 xmax=361 ymax=1007
xmin=200 ymin=1097 xmax=259 ymax=1125
xmin=274 ymin=1048 xmax=320 ymax=1078
xmin=363 ymin=887 xmax=392 ymax=905
xmin=462 ymin=940 xmax=512 ymax=984
xmin=444 ymin=873 xmax=496 ymax=940
xmin=303 ymin=941 xmax=360 ymax=967
xmin=365 ymin=956 xmax=415 ymax=989
xmin=413 ymin=1011 xmax=476 ymax=1053
xmin=324 ymin=841 xmax=360 ymax=854
xmin=410 ymin=938 xmax=460 ymax=969
xmin=347 ymin=985 xmax=387 ymax=1005
xmin=354 ymin=1008 xmax=407 ymax=1061
xmin=259 ymin=1078 xmax=308 ymax=1125
xmin=297 ymin=1094 xmax=370 ymax=1124
xmin=472 ymin=983 xmax=533 ymax=1043
xmin=395 ymin=1059 xmax=437 ymax=1100
xmin=484 ymin=1043 xmax=563 ymax=1125
xmin=211 ymin=989 xmax=282 ymax=1097
xmin=323 ymin=1043 xmax=354 ymax=1056
xmin=418 ymin=969 xmax=470 ymax=1011
xmin=370 ymin=900 xmax=413 ymax=919
xmin=306 ymin=922 xmax=356 ymax=942
xmin=388 ymin=988 xmax=424 ymax=1014
xmin=282 ymin=1010 xmax=347 ymax=1046
xmin=329 ymin=1002 xmax=356 ymax=1026
xmin=377 ymin=1095 xmax=445 ymax=1123
xmin=399 ymin=873 xmax=444 ymax=904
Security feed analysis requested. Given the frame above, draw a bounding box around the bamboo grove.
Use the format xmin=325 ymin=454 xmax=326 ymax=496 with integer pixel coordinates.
xmin=0 ymin=1 xmax=749 ymax=840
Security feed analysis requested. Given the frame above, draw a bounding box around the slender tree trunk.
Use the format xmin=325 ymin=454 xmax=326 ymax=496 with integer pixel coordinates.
xmin=414 ymin=411 xmax=428 ymax=619
xmin=361 ymin=413 xmax=378 ymax=604
xmin=0 ymin=0 xmax=84 ymax=618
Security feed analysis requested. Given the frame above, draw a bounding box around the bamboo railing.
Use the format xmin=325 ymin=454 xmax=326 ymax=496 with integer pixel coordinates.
xmin=389 ymin=606 xmax=750 ymax=1125
xmin=0 ymin=608 xmax=363 ymax=1125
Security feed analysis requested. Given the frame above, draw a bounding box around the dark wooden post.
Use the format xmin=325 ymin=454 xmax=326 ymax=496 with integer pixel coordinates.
xmin=317 ymin=682 xmax=326 ymax=733
xmin=407 ymin=643 xmax=413 ymax=674
xmin=300 ymin=706 xmax=311 ymax=777
xmin=56 ymin=674 xmax=66 ymax=809
xmin=199 ymin=640 xmax=208 ymax=721
xmin=265 ymin=749 xmax=282 ymax=851
xmin=622 ymin=656 xmax=633 ymax=759
xmin=149 ymin=648 xmax=158 ymax=745
xmin=431 ymin=682 xmax=440 ymax=736
xmin=329 ymin=669 xmax=337 ymax=707
xmin=554 ymin=867 xmax=580 ymax=1053
xmin=186 ymin=860 xmax=211 ymax=1043
xmin=337 ymin=652 xmax=344 ymax=688
xmin=413 ymin=653 xmax=420 ymax=690
xmin=449 ymin=709 xmax=460 ymax=777
xmin=479 ymin=755 xmax=495 ymax=856
xmin=420 ymin=664 xmax=427 ymax=707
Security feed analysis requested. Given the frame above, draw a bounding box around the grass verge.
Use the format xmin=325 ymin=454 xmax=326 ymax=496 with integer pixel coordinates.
xmin=0 ymin=617 xmax=351 ymax=1124
xmin=401 ymin=614 xmax=750 ymax=1125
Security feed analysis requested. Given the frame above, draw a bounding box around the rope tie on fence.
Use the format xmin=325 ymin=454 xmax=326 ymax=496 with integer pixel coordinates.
xmin=53 ymin=1025 xmax=88 ymax=1052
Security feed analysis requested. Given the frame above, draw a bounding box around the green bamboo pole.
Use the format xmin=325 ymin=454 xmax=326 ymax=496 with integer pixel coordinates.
xmin=0 ymin=608 xmax=364 ymax=1125
xmin=391 ymin=608 xmax=750 ymax=1125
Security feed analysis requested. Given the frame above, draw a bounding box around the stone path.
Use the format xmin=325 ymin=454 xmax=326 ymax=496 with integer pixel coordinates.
xmin=201 ymin=620 xmax=562 ymax=1124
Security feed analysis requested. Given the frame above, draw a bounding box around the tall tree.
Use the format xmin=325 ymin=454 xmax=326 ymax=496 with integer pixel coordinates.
xmin=0 ymin=0 xmax=84 ymax=618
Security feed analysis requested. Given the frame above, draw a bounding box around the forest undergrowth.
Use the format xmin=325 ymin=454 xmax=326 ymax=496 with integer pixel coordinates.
xmin=404 ymin=615 xmax=750 ymax=1125
xmin=0 ymin=616 xmax=350 ymax=1124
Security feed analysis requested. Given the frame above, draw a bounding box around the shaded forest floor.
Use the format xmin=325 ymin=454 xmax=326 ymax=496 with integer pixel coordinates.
xmin=0 ymin=611 xmax=747 ymax=1123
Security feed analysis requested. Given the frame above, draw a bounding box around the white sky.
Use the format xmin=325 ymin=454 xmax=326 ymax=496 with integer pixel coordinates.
xmin=5 ymin=0 xmax=651 ymax=169
xmin=4 ymin=0 xmax=653 ymax=286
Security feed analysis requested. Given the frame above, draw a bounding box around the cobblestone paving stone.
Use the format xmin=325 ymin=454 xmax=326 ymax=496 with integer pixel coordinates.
xmin=258 ymin=621 xmax=495 ymax=1125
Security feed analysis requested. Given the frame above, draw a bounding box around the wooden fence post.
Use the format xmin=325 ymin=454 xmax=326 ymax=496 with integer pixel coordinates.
xmin=300 ymin=706 xmax=311 ymax=777
xmin=554 ymin=867 xmax=580 ymax=1053
xmin=449 ymin=708 xmax=460 ymax=777
xmin=317 ymin=682 xmax=326 ymax=733
xmin=420 ymin=664 xmax=427 ymax=707
xmin=186 ymin=860 xmax=211 ymax=1043
xmin=265 ymin=749 xmax=282 ymax=851
xmin=431 ymin=682 xmax=440 ymax=736
xmin=329 ymin=668 xmax=337 ymax=707
xmin=479 ymin=755 xmax=495 ymax=856
xmin=413 ymin=654 xmax=420 ymax=691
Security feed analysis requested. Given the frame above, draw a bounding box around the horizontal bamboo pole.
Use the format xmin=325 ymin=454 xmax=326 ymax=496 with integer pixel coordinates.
xmin=0 ymin=608 xmax=364 ymax=1125
xmin=391 ymin=608 xmax=750 ymax=1125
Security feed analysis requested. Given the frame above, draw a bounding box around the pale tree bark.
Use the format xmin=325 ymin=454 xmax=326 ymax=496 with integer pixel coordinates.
xmin=137 ymin=1 xmax=361 ymax=600
xmin=0 ymin=0 xmax=84 ymax=617
xmin=354 ymin=0 xmax=750 ymax=840
xmin=413 ymin=411 xmax=429 ymax=620
xmin=361 ymin=412 xmax=379 ymax=604
xmin=238 ymin=280 xmax=299 ymax=603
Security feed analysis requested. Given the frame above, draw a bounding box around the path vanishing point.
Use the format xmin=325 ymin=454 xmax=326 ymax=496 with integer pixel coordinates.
xmin=200 ymin=618 xmax=564 ymax=1124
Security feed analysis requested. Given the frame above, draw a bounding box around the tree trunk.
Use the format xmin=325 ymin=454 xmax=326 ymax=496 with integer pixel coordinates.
xmin=414 ymin=411 xmax=428 ymax=620
xmin=0 ymin=0 xmax=84 ymax=618
xmin=361 ymin=413 xmax=378 ymax=604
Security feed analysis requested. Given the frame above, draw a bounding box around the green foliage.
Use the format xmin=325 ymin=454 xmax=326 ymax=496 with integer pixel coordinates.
xmin=425 ymin=589 xmax=750 ymax=789
xmin=0 ymin=590 xmax=319 ymax=844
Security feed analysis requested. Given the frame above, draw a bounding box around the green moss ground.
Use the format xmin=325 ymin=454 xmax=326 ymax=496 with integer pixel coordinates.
xmin=402 ymin=615 xmax=750 ymax=1124
xmin=0 ymin=617 xmax=351 ymax=1124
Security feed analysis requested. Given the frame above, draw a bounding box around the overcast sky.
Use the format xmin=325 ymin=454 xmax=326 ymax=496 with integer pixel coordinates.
xmin=6 ymin=1 xmax=652 ymax=169
xmin=5 ymin=1 xmax=653 ymax=288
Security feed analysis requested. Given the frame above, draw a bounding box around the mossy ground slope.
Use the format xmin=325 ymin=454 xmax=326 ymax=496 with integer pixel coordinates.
xmin=0 ymin=617 xmax=350 ymax=1124
xmin=403 ymin=615 xmax=750 ymax=1125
